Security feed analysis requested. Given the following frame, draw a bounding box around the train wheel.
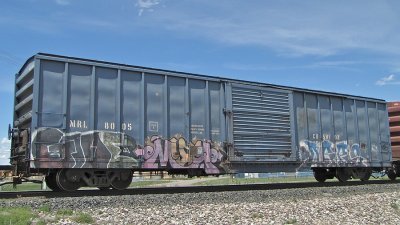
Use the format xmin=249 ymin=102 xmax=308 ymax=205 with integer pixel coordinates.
xmin=111 ymin=170 xmax=133 ymax=190
xmin=359 ymin=170 xmax=372 ymax=182
xmin=313 ymin=169 xmax=327 ymax=183
xmin=45 ymin=172 xmax=61 ymax=191
xmin=336 ymin=168 xmax=351 ymax=182
xmin=56 ymin=169 xmax=81 ymax=191
xmin=388 ymin=170 xmax=397 ymax=181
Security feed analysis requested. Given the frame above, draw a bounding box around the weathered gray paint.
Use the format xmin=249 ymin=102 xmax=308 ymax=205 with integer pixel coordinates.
xmin=47 ymin=62 xmax=227 ymax=144
xmin=231 ymin=84 xmax=293 ymax=161
xmin=293 ymin=91 xmax=391 ymax=168
xmin=10 ymin=53 xmax=393 ymax=174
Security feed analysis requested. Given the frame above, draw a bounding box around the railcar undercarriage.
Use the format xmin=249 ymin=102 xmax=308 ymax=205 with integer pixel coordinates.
xmin=43 ymin=169 xmax=133 ymax=191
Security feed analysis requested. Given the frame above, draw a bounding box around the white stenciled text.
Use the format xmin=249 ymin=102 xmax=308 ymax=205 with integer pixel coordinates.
xmin=69 ymin=120 xmax=133 ymax=131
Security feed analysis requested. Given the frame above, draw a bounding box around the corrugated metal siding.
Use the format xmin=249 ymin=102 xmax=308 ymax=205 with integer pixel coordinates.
xmin=34 ymin=60 xmax=228 ymax=144
xmin=388 ymin=102 xmax=400 ymax=160
xmin=16 ymin=53 xmax=393 ymax=171
xmin=29 ymin=58 xmax=228 ymax=170
xmin=14 ymin=60 xmax=34 ymax=129
xmin=294 ymin=92 xmax=391 ymax=167
xmin=232 ymin=85 xmax=292 ymax=159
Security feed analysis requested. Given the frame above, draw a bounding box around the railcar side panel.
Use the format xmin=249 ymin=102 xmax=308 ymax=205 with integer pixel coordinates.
xmin=294 ymin=92 xmax=391 ymax=169
xmin=9 ymin=53 xmax=393 ymax=179
xmin=29 ymin=59 xmax=229 ymax=175
xmin=230 ymin=84 xmax=295 ymax=161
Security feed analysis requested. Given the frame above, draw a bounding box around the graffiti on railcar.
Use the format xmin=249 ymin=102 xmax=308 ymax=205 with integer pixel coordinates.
xmin=30 ymin=128 xmax=229 ymax=174
xmin=299 ymin=140 xmax=319 ymax=162
xmin=299 ymin=139 xmax=374 ymax=167
xmin=31 ymin=128 xmax=139 ymax=169
xmin=135 ymin=135 xmax=229 ymax=175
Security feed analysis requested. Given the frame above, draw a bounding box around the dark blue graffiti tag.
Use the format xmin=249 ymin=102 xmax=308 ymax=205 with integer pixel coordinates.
xmin=299 ymin=140 xmax=368 ymax=166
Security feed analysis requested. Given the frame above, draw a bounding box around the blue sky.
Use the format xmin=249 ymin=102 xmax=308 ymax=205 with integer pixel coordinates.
xmin=1 ymin=0 xmax=400 ymax=164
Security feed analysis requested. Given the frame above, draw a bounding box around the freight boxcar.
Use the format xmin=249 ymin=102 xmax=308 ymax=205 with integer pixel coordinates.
xmin=8 ymin=53 xmax=392 ymax=191
xmin=388 ymin=102 xmax=400 ymax=180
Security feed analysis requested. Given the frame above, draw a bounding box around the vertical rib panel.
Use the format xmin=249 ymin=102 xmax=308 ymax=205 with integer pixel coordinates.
xmin=232 ymin=85 xmax=292 ymax=159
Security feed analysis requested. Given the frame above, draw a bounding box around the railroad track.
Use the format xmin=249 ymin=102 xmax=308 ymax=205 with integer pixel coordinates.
xmin=1 ymin=179 xmax=399 ymax=199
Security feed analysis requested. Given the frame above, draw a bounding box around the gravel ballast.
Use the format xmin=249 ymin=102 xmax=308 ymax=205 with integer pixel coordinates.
xmin=2 ymin=183 xmax=400 ymax=225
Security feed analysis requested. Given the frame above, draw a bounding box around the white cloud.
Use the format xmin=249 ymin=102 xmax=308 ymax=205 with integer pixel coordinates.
xmin=223 ymin=60 xmax=363 ymax=73
xmin=376 ymin=74 xmax=400 ymax=86
xmin=136 ymin=0 xmax=161 ymax=16
xmin=0 ymin=138 xmax=11 ymax=152
xmin=55 ymin=0 xmax=70 ymax=6
xmin=0 ymin=137 xmax=11 ymax=165
xmin=141 ymin=1 xmax=400 ymax=57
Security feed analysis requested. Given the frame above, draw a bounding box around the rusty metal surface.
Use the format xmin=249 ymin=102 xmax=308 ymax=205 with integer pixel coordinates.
xmin=388 ymin=102 xmax=400 ymax=160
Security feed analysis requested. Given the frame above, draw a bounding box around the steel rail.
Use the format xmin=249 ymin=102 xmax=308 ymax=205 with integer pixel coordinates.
xmin=0 ymin=180 xmax=399 ymax=200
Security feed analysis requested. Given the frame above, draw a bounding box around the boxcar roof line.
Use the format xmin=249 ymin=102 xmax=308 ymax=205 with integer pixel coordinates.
xmin=18 ymin=52 xmax=385 ymax=103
